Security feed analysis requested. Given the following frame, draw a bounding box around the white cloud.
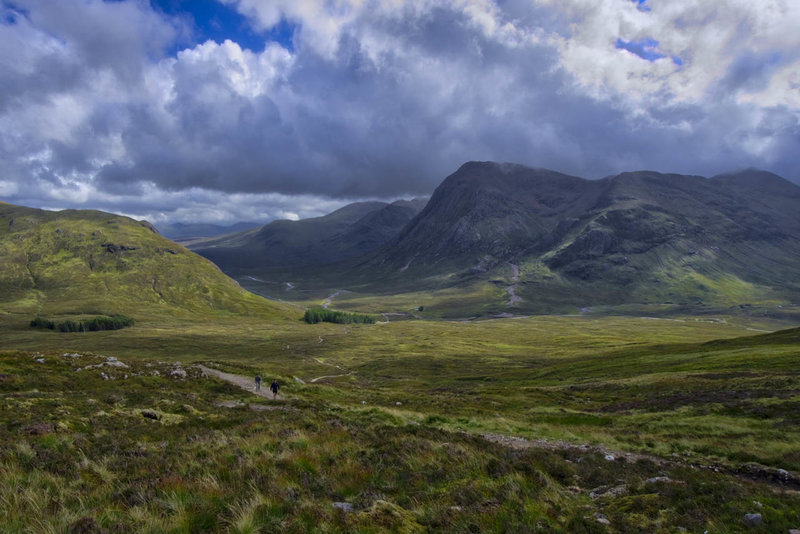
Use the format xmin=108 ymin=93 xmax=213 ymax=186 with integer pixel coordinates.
xmin=0 ymin=0 xmax=798 ymax=224
xmin=540 ymin=0 xmax=800 ymax=106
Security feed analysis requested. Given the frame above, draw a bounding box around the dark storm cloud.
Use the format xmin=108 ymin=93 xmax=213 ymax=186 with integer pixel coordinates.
xmin=0 ymin=0 xmax=799 ymax=224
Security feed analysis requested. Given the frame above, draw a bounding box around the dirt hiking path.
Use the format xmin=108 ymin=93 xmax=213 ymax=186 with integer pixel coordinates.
xmin=198 ymin=365 xmax=284 ymax=400
xmin=196 ymin=365 xmax=798 ymax=490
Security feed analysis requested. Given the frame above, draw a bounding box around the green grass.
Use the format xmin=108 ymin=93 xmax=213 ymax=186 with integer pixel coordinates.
xmin=3 ymin=311 xmax=799 ymax=473
xmin=0 ymin=202 xmax=296 ymax=323
xmin=2 ymin=348 xmax=799 ymax=532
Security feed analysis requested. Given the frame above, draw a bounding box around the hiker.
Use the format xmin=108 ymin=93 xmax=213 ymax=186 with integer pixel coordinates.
xmin=270 ymin=379 xmax=279 ymax=399
xmin=255 ymin=374 xmax=262 ymax=392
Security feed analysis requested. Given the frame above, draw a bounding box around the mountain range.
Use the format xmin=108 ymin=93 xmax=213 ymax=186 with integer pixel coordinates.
xmin=2 ymin=160 xmax=798 ymax=319
xmin=191 ymin=198 xmax=427 ymax=271
xmin=189 ymin=162 xmax=800 ymax=315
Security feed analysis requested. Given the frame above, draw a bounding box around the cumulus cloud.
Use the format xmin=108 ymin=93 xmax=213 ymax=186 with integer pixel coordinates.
xmin=0 ymin=0 xmax=798 ymax=224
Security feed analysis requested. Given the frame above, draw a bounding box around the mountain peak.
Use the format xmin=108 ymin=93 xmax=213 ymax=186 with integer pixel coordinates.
xmin=711 ymin=168 xmax=800 ymax=196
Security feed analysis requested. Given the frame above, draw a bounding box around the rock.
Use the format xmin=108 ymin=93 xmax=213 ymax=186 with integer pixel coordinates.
xmin=788 ymin=529 xmax=800 ymax=534
xmin=604 ymin=454 xmax=615 ymax=461
xmin=646 ymin=476 xmax=672 ymax=484
xmin=595 ymin=513 xmax=611 ymax=525
xmin=590 ymin=485 xmax=628 ymax=500
xmin=170 ymin=368 xmax=187 ymax=379
xmin=332 ymin=502 xmax=354 ymax=513
xmin=105 ymin=357 xmax=128 ymax=369
xmin=35 ymin=358 xmax=45 ymax=363
xmin=395 ymin=401 xmax=402 ymax=406
xmin=744 ymin=513 xmax=762 ymax=526
xmin=140 ymin=409 xmax=161 ymax=421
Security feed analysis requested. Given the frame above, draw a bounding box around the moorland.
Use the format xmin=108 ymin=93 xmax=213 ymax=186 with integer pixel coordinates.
xmin=2 ymin=160 xmax=800 ymax=533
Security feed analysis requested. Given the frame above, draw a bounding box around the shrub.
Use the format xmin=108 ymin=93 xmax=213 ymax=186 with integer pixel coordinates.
xmin=303 ymin=307 xmax=375 ymax=325
xmin=29 ymin=316 xmax=54 ymax=330
xmin=30 ymin=315 xmax=135 ymax=332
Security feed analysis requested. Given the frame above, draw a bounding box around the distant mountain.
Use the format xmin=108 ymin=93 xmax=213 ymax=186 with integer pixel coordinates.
xmin=183 ymin=162 xmax=800 ymax=315
xmin=190 ymin=198 xmax=427 ymax=271
xmin=157 ymin=221 xmax=261 ymax=241
xmin=0 ymin=202 xmax=291 ymax=319
xmin=360 ymin=162 xmax=800 ymax=312
xmin=377 ymin=163 xmax=606 ymax=266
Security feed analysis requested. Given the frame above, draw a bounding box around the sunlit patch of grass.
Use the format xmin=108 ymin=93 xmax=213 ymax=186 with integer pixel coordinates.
xmin=226 ymin=491 xmax=268 ymax=534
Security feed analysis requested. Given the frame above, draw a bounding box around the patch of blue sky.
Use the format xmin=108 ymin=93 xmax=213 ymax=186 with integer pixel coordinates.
xmin=616 ymin=37 xmax=665 ymax=61
xmin=630 ymin=0 xmax=651 ymax=12
xmin=616 ymin=37 xmax=684 ymax=66
xmin=149 ymin=0 xmax=295 ymax=55
xmin=2 ymin=1 xmax=28 ymax=25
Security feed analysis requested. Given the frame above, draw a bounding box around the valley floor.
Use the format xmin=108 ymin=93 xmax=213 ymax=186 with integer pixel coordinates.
xmin=2 ymin=313 xmax=800 ymax=531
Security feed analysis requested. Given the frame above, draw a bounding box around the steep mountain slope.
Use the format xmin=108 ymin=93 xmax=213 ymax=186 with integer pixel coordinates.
xmin=360 ymin=162 xmax=800 ymax=312
xmin=157 ymin=221 xmax=260 ymax=241
xmin=179 ymin=161 xmax=800 ymax=315
xmin=191 ymin=198 xmax=426 ymax=271
xmin=0 ymin=202 xmax=291 ymax=320
xmin=376 ymin=162 xmax=606 ymax=268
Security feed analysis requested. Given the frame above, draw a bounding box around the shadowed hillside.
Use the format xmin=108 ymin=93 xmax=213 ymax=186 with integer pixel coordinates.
xmin=157 ymin=221 xmax=260 ymax=241
xmin=191 ymin=198 xmax=427 ymax=271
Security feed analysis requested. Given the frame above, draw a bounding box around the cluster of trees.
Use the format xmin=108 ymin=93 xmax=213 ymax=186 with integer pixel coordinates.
xmin=303 ymin=307 xmax=376 ymax=325
xmin=30 ymin=315 xmax=136 ymax=332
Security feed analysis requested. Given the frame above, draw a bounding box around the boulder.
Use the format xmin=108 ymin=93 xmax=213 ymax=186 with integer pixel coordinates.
xmin=140 ymin=409 xmax=161 ymax=421
xmin=744 ymin=513 xmax=762 ymax=526
xmin=333 ymin=502 xmax=354 ymax=513
xmin=170 ymin=368 xmax=187 ymax=379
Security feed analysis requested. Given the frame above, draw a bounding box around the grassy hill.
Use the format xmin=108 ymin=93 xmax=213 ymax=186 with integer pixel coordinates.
xmin=0 ymin=202 xmax=294 ymax=324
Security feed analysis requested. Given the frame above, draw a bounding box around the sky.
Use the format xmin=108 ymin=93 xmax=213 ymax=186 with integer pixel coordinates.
xmin=1 ymin=0 xmax=799 ymax=225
